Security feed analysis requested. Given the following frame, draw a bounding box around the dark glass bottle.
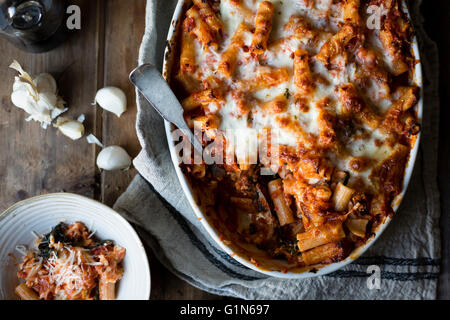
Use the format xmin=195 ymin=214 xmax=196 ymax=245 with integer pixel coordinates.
xmin=0 ymin=0 xmax=68 ymax=53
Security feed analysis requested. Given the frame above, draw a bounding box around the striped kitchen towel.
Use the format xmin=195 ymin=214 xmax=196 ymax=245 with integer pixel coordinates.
xmin=114 ymin=0 xmax=441 ymax=299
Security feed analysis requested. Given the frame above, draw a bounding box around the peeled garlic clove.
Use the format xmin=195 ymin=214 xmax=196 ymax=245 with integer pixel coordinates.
xmin=96 ymin=146 xmax=131 ymax=171
xmin=95 ymin=87 xmax=127 ymax=117
xmin=54 ymin=117 xmax=85 ymax=140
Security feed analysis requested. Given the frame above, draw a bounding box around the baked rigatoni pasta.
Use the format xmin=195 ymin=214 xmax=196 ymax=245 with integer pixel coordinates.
xmin=171 ymin=0 xmax=420 ymax=270
xmin=15 ymin=222 xmax=126 ymax=300
xmin=251 ymin=1 xmax=274 ymax=55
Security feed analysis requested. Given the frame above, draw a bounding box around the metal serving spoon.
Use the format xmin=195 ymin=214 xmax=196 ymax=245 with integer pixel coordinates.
xmin=129 ymin=64 xmax=203 ymax=154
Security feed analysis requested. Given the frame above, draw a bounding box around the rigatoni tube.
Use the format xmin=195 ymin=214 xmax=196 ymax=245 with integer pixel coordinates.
xmin=346 ymin=218 xmax=369 ymax=237
xmin=15 ymin=283 xmax=39 ymax=300
xmin=268 ymin=179 xmax=295 ymax=226
xmin=296 ymin=222 xmax=345 ymax=252
xmin=332 ymin=182 xmax=355 ymax=212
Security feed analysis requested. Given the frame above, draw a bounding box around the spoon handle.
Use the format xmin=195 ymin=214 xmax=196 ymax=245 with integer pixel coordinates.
xmin=129 ymin=64 xmax=203 ymax=154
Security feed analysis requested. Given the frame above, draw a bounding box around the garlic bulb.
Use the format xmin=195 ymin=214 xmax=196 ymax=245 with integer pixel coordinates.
xmin=9 ymin=60 xmax=66 ymax=128
xmin=96 ymin=146 xmax=131 ymax=171
xmin=94 ymin=87 xmax=127 ymax=117
xmin=54 ymin=117 xmax=85 ymax=140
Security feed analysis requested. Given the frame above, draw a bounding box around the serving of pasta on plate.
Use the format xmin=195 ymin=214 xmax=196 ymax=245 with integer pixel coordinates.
xmin=165 ymin=0 xmax=421 ymax=273
xmin=15 ymin=222 xmax=126 ymax=300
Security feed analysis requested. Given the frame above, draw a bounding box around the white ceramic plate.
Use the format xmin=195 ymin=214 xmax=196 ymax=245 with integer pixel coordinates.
xmin=161 ymin=0 xmax=423 ymax=278
xmin=0 ymin=193 xmax=151 ymax=300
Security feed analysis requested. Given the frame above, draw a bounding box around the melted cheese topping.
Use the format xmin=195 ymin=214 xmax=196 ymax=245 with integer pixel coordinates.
xmin=182 ymin=0 xmax=413 ymax=189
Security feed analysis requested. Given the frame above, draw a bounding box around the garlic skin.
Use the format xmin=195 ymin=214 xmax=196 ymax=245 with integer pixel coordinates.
xmin=86 ymin=134 xmax=104 ymax=148
xmin=77 ymin=114 xmax=86 ymax=123
xmin=9 ymin=60 xmax=66 ymax=128
xmin=95 ymin=87 xmax=127 ymax=117
xmin=96 ymin=146 xmax=132 ymax=171
xmin=54 ymin=117 xmax=85 ymax=140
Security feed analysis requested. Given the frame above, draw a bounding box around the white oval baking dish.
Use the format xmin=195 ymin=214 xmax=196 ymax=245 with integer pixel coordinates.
xmin=162 ymin=0 xmax=423 ymax=278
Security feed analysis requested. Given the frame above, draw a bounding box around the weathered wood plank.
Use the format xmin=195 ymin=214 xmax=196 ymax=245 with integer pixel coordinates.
xmin=0 ymin=0 xmax=100 ymax=211
xmin=100 ymin=0 xmax=144 ymax=207
xmin=101 ymin=0 xmax=220 ymax=300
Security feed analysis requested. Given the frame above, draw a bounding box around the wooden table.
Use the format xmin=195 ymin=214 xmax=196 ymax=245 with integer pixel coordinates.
xmin=0 ymin=0 xmax=217 ymax=300
xmin=0 ymin=0 xmax=448 ymax=300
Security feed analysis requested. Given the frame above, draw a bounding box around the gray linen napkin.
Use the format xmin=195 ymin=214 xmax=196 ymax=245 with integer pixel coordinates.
xmin=114 ymin=0 xmax=441 ymax=299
